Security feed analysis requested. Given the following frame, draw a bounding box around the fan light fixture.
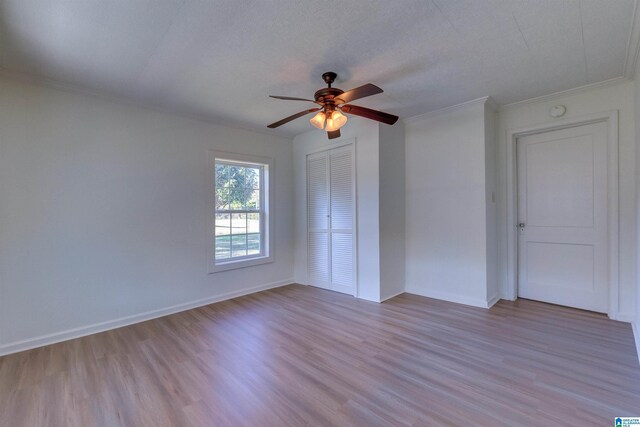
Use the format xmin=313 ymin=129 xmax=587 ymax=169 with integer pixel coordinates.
xmin=325 ymin=110 xmax=347 ymax=132
xmin=309 ymin=111 xmax=326 ymax=129
xmin=310 ymin=109 xmax=347 ymax=131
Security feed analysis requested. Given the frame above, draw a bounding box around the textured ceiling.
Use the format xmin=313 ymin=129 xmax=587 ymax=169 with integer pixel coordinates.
xmin=0 ymin=0 xmax=636 ymax=136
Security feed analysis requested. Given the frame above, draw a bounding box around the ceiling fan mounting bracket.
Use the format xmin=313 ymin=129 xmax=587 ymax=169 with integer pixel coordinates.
xmin=322 ymin=71 xmax=337 ymax=87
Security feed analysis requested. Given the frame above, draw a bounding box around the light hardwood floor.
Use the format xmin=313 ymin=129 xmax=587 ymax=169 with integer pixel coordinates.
xmin=1 ymin=284 xmax=639 ymax=426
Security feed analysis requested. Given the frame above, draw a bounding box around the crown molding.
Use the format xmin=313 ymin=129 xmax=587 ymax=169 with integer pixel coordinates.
xmin=0 ymin=67 xmax=293 ymax=141
xmin=484 ymin=96 xmax=499 ymax=112
xmin=403 ymin=96 xmax=494 ymax=124
xmin=499 ymin=76 xmax=630 ymax=111
xmin=623 ymin=0 xmax=640 ymax=79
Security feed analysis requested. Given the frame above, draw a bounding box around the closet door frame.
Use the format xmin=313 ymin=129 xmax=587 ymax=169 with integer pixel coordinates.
xmin=305 ymin=139 xmax=358 ymax=297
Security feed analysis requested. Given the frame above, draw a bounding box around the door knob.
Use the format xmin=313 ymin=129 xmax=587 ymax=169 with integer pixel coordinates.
xmin=518 ymin=223 xmax=525 ymax=228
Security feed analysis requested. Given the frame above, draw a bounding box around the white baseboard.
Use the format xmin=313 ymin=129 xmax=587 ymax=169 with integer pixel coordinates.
xmin=500 ymin=292 xmax=517 ymax=301
xmin=609 ymin=312 xmax=635 ymax=322
xmin=486 ymin=293 xmax=501 ymax=308
xmin=380 ymin=290 xmax=405 ymax=302
xmin=356 ymin=293 xmax=382 ymax=303
xmin=0 ymin=278 xmax=293 ymax=357
xmin=633 ymin=320 xmax=640 ymax=366
xmin=405 ymin=287 xmax=496 ymax=309
xmin=499 ymin=294 xmax=632 ymax=323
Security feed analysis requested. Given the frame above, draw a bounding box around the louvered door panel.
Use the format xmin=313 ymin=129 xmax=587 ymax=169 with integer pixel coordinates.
xmin=307 ymin=152 xmax=330 ymax=289
xmin=330 ymin=149 xmax=354 ymax=231
xmin=307 ymin=154 xmax=329 ymax=231
xmin=331 ymin=233 xmax=353 ymax=292
xmin=308 ymin=232 xmax=330 ymax=286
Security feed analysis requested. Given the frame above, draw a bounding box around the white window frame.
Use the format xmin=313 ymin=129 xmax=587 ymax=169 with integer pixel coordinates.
xmin=208 ymin=150 xmax=274 ymax=273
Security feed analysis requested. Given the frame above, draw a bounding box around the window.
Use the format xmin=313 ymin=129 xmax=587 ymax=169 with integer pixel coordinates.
xmin=209 ymin=151 xmax=273 ymax=272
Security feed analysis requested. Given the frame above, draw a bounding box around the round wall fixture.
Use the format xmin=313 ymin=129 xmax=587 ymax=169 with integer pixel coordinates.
xmin=549 ymin=105 xmax=567 ymax=118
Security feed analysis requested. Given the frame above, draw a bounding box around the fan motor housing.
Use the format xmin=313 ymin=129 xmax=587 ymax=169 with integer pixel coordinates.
xmin=314 ymin=87 xmax=344 ymax=105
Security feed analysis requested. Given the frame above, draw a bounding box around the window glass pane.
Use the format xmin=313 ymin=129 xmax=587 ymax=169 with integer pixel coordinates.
xmin=244 ymin=167 xmax=260 ymax=189
xmin=246 ymin=189 xmax=260 ymax=210
xmin=228 ymin=189 xmax=245 ymax=210
xmin=216 ymin=187 xmax=230 ymax=211
xmin=247 ymin=213 xmax=260 ymax=233
xmin=231 ymin=234 xmax=247 ymax=257
xmin=228 ymin=165 xmax=244 ymax=188
xmin=215 ymin=235 xmax=231 ymax=260
xmin=247 ymin=233 xmax=261 ymax=255
xmin=214 ymin=160 xmax=267 ymax=266
xmin=231 ymin=213 xmax=247 ymax=235
xmin=215 ymin=164 xmax=229 ymax=187
xmin=215 ymin=213 xmax=230 ymax=236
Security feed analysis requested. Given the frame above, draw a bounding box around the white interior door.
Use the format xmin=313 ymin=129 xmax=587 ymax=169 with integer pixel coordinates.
xmin=517 ymin=122 xmax=608 ymax=313
xmin=307 ymin=145 xmax=355 ymax=295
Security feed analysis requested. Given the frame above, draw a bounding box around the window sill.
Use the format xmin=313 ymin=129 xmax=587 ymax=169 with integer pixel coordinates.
xmin=209 ymin=255 xmax=274 ymax=273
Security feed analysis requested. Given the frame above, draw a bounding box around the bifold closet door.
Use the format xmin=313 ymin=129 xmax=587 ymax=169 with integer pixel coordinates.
xmin=306 ymin=145 xmax=355 ymax=295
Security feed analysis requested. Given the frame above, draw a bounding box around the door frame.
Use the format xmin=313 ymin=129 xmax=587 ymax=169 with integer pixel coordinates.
xmin=505 ymin=110 xmax=619 ymax=319
xmin=305 ymin=140 xmax=358 ymax=297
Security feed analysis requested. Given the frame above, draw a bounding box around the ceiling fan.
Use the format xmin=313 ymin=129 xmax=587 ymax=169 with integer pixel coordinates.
xmin=267 ymin=72 xmax=399 ymax=139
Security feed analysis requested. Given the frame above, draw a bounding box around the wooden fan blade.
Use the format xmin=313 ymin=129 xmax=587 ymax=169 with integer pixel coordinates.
xmin=267 ymin=108 xmax=320 ymax=128
xmin=270 ymin=95 xmax=319 ymax=104
xmin=334 ymin=83 xmax=383 ymax=104
xmin=340 ymin=104 xmax=398 ymax=125
xmin=327 ymin=129 xmax=340 ymax=139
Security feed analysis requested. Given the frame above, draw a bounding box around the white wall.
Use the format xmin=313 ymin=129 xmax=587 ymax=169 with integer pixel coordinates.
xmin=379 ymin=123 xmax=406 ymax=301
xmin=497 ymin=80 xmax=636 ymax=321
xmin=293 ymin=119 xmax=382 ymax=301
xmin=405 ymin=100 xmax=494 ymax=307
xmin=0 ymin=76 xmax=294 ymax=355
xmin=484 ymin=104 xmax=499 ymax=304
xmin=635 ymin=68 xmax=640 ymax=358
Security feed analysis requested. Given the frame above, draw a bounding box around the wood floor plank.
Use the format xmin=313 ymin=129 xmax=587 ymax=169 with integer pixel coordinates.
xmin=1 ymin=284 xmax=639 ymax=426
